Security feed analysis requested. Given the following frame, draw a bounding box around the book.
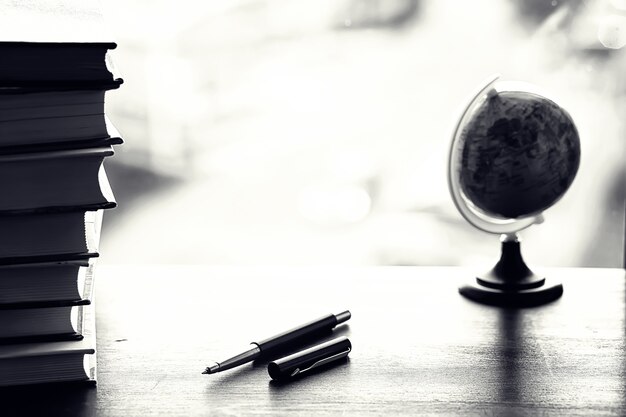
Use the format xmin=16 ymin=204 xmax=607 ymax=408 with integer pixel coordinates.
xmin=0 ymin=117 xmax=123 ymax=154
xmin=0 ymin=88 xmax=118 ymax=147
xmin=0 ymin=296 xmax=96 ymax=386
xmin=0 ymin=147 xmax=116 ymax=213
xmin=0 ymin=210 xmax=102 ymax=264
xmin=0 ymin=264 xmax=94 ymax=342
xmin=0 ymin=0 xmax=121 ymax=87
xmin=0 ymin=301 xmax=92 ymax=342
xmin=0 ymin=0 xmax=118 ymax=389
xmin=0 ymin=260 xmax=94 ymax=305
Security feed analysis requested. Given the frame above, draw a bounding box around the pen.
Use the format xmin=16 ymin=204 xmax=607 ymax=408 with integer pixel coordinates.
xmin=268 ymin=336 xmax=352 ymax=381
xmin=203 ymin=310 xmax=351 ymax=374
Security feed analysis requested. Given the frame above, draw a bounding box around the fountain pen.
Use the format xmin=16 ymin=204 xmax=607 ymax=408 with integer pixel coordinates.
xmin=203 ymin=310 xmax=351 ymax=374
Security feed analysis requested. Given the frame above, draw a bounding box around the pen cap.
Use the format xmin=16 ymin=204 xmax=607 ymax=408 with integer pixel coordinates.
xmin=267 ymin=336 xmax=351 ymax=381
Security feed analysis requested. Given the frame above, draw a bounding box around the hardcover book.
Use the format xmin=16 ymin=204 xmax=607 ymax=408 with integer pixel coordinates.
xmin=0 ymin=210 xmax=103 ymax=264
xmin=0 ymin=88 xmax=118 ymax=146
xmin=0 ymin=300 xmax=92 ymax=342
xmin=0 ymin=264 xmax=94 ymax=342
xmin=0 ymin=0 xmax=121 ymax=87
xmin=0 ymin=147 xmax=116 ymax=213
xmin=0 ymin=295 xmax=97 ymax=386
xmin=0 ymin=117 xmax=123 ymax=154
xmin=0 ymin=260 xmax=94 ymax=305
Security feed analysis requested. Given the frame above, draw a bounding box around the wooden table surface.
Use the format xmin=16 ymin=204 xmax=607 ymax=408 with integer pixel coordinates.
xmin=1 ymin=265 xmax=625 ymax=416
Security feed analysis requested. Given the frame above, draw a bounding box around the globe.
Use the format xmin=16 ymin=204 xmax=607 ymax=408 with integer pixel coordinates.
xmin=448 ymin=76 xmax=581 ymax=234
xmin=448 ymin=75 xmax=581 ymax=307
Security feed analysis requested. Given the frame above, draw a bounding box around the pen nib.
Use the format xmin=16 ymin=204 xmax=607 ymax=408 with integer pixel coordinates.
xmin=203 ymin=362 xmax=220 ymax=375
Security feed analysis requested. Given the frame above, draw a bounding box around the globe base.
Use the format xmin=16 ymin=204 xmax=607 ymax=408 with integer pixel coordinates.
xmin=459 ymin=279 xmax=563 ymax=307
xmin=459 ymin=238 xmax=563 ymax=307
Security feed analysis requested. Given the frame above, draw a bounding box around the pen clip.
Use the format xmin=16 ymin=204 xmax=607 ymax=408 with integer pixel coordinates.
xmin=290 ymin=347 xmax=351 ymax=377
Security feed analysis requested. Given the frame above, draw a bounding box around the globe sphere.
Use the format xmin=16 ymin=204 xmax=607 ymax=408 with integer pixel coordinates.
xmin=456 ymin=82 xmax=580 ymax=219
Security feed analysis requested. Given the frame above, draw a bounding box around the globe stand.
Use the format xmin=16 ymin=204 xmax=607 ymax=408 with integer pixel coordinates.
xmin=459 ymin=236 xmax=563 ymax=307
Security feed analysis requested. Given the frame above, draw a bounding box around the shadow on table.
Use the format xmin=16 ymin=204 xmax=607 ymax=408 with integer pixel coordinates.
xmin=103 ymin=159 xmax=183 ymax=229
xmin=0 ymin=383 xmax=96 ymax=417
xmin=496 ymin=309 xmax=525 ymax=404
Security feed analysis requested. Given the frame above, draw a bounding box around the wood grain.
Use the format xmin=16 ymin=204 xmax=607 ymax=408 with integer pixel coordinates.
xmin=1 ymin=266 xmax=624 ymax=416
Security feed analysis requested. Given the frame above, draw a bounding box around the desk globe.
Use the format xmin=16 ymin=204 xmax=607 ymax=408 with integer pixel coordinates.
xmin=448 ymin=75 xmax=580 ymax=307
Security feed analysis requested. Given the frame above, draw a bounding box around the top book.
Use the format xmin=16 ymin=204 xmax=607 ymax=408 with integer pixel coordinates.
xmin=0 ymin=0 xmax=121 ymax=86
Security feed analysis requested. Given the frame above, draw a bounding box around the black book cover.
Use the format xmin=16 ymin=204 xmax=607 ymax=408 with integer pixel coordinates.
xmin=0 ymin=0 xmax=122 ymax=86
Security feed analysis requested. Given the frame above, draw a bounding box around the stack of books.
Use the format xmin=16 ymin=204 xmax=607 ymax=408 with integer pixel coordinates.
xmin=0 ymin=0 xmax=122 ymax=387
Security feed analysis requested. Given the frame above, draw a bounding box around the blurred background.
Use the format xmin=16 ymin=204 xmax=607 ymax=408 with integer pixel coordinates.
xmin=99 ymin=0 xmax=625 ymax=268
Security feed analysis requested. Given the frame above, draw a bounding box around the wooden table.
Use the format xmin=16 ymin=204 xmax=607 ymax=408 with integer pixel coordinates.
xmin=1 ymin=266 xmax=625 ymax=416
